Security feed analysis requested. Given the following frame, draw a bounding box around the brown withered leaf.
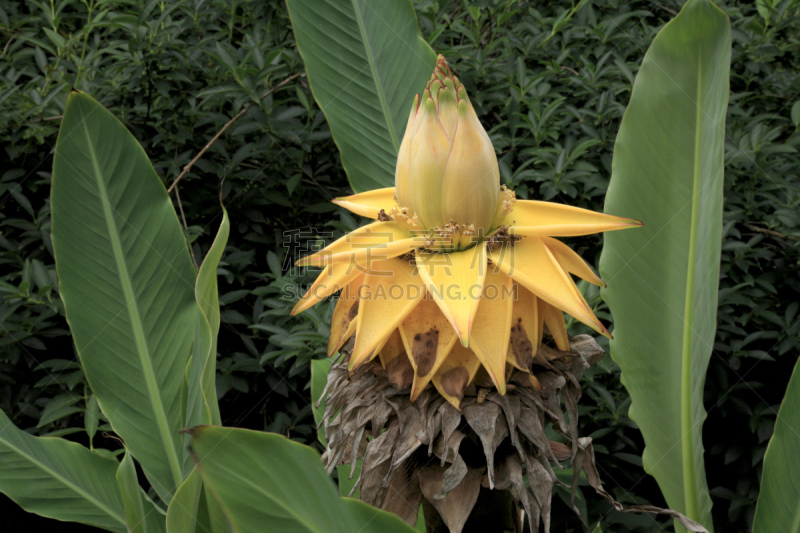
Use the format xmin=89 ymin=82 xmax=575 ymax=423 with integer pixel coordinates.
xmin=438 ymin=401 xmax=462 ymax=463
xmin=574 ymin=437 xmax=710 ymax=533
xmin=419 ymin=465 xmax=484 ymax=533
xmin=379 ymin=456 xmax=423 ymax=526
xmin=488 ymin=394 xmax=522 ymax=455
xmin=320 ymin=334 xmax=704 ymax=533
xmin=524 ymin=454 xmax=554 ymax=533
xmin=438 ymin=453 xmax=468 ymax=500
xmin=432 ymin=429 xmax=467 ymax=468
xmin=506 ymin=454 xmax=539 ymax=533
xmin=359 ymin=457 xmax=390 ymax=504
xmin=462 ymin=401 xmax=502 ymax=489
xmin=391 ymin=406 xmax=424 ymax=467
xmin=548 ymin=440 xmax=572 ymax=462
xmin=569 ymin=334 xmax=605 ymax=366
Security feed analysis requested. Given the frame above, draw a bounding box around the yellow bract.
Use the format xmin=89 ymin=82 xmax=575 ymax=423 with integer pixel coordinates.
xmin=292 ymin=55 xmax=641 ymax=409
xmin=398 ymin=297 xmax=459 ymax=400
xmin=468 ymin=269 xmax=513 ymax=394
xmin=294 ymin=186 xmax=640 ymax=409
xmin=416 ymin=245 xmax=487 ymax=347
xmin=332 ymin=187 xmax=396 ymax=219
xmin=350 ymin=257 xmax=425 ymax=370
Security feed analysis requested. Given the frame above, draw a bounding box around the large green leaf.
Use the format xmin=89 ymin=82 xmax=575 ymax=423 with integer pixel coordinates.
xmin=286 ymin=0 xmax=436 ymax=192
xmin=51 ymin=91 xmax=197 ymax=502
xmin=752 ymin=358 xmax=800 ymax=532
xmin=598 ymin=1 xmax=730 ymax=531
xmin=0 ymin=409 xmax=126 ymax=532
xmin=190 ymin=426 xmax=416 ymax=533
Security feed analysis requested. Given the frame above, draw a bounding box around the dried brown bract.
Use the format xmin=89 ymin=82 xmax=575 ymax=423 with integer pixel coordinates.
xmin=319 ymin=335 xmax=708 ymax=533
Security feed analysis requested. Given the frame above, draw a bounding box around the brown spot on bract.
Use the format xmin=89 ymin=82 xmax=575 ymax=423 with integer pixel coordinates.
xmin=347 ymin=301 xmax=359 ymax=321
xmin=386 ymin=355 xmax=414 ymax=391
xmin=412 ymin=328 xmax=438 ymax=376
xmin=441 ymin=366 xmax=469 ymax=400
xmin=510 ymin=319 xmax=533 ymax=369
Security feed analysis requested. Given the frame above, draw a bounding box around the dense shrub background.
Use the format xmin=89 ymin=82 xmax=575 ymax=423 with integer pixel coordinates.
xmin=1 ymin=0 xmax=798 ymax=531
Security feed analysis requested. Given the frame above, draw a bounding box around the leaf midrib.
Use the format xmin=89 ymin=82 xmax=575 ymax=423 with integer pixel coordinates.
xmin=0 ymin=436 xmax=125 ymax=527
xmin=80 ymin=114 xmax=183 ymax=491
xmin=680 ymin=48 xmax=703 ymax=525
xmin=351 ymin=0 xmax=400 ymax=152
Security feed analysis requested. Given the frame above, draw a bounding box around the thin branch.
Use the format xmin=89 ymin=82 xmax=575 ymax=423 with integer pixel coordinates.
xmin=1 ymin=31 xmax=19 ymax=59
xmin=653 ymin=3 xmax=678 ymax=16
xmin=745 ymin=224 xmax=800 ymax=242
xmin=174 ymin=184 xmax=199 ymax=269
xmin=1 ymin=114 xmax=63 ymax=130
xmin=167 ymin=72 xmax=302 ymax=193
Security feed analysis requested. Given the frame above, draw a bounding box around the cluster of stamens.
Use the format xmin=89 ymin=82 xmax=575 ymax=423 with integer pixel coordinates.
xmin=487 ymin=224 xmax=522 ymax=250
xmin=384 ymin=186 xmax=520 ymax=253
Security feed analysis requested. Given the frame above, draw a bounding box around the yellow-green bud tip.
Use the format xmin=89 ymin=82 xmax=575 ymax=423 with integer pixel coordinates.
xmin=395 ymin=53 xmax=500 ymax=237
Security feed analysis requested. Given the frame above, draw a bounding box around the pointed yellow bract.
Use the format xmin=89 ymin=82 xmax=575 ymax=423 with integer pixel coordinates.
xmin=332 ymin=187 xmax=397 ymax=219
xmin=327 ymin=274 xmax=364 ymax=356
xmin=540 ymin=300 xmax=570 ymax=351
xmin=416 ymin=244 xmax=487 ymax=347
xmin=507 ymin=283 xmax=541 ymax=372
xmin=432 ymin=342 xmax=482 ymax=409
xmin=489 ymin=237 xmax=608 ymax=337
xmin=291 ymin=261 xmax=362 ymax=316
xmin=398 ymin=297 xmax=459 ymax=400
xmin=323 ymin=236 xmax=422 ymax=267
xmin=506 ymin=200 xmax=642 ymax=237
xmin=561 ymin=269 xmax=611 ymax=341
xmin=542 ymin=236 xmax=604 ymax=287
xmin=296 ymin=221 xmax=420 ymax=267
xmin=378 ymin=329 xmax=406 ymax=369
xmin=349 ymin=258 xmax=425 ymax=370
xmin=468 ymin=269 xmax=513 ymax=394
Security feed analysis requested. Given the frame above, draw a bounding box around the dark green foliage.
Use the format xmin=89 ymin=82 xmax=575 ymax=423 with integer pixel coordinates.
xmin=1 ymin=0 xmax=798 ymax=531
xmin=0 ymin=0 xmax=348 ymax=447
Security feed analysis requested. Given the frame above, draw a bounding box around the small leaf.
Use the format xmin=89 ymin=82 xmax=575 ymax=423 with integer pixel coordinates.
xmin=85 ymin=395 xmax=99 ymax=440
xmin=116 ymin=452 xmax=147 ymax=533
xmin=286 ymin=173 xmax=302 ymax=194
xmin=791 ymin=101 xmax=800 ymax=128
